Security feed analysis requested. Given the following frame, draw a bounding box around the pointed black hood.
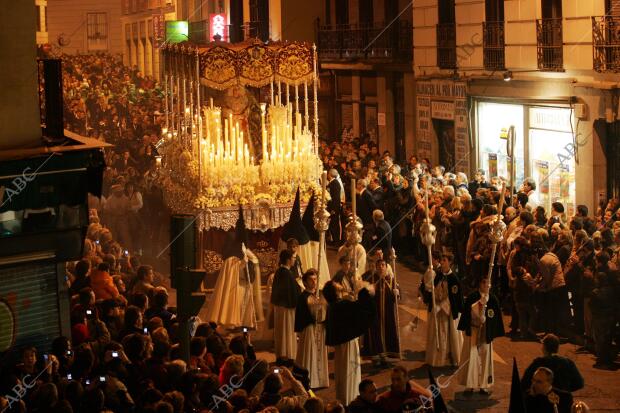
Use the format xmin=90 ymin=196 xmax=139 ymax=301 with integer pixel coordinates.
xmin=509 ymin=357 xmax=527 ymax=413
xmin=302 ymin=192 xmax=320 ymax=242
xmin=281 ymin=187 xmax=309 ymax=245
xmin=223 ymin=205 xmax=249 ymax=259
xmin=427 ymin=367 xmax=448 ymax=413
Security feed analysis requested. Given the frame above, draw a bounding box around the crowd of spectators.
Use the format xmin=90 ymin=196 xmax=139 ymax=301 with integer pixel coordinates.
xmin=321 ymin=128 xmax=620 ymax=371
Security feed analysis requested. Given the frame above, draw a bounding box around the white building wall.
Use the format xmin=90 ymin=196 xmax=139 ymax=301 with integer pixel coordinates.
xmin=47 ymin=0 xmax=123 ymax=54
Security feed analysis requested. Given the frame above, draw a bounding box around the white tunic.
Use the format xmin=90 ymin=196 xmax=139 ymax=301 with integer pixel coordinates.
xmin=424 ymin=275 xmax=463 ymax=367
xmin=334 ymin=338 xmax=361 ymax=405
xmin=273 ymin=305 xmax=297 ymax=360
xmin=295 ymin=295 xmax=329 ymax=389
xmin=458 ymin=298 xmax=494 ymax=389
xmin=337 ymin=244 xmax=367 ymax=279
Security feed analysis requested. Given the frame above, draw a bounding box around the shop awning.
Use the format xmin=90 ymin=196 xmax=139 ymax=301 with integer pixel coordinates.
xmin=0 ymin=133 xmax=108 ymax=214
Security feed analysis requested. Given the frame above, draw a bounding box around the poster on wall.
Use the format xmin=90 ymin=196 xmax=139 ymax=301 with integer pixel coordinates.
xmin=365 ymin=106 xmax=377 ymax=142
xmin=560 ymin=165 xmax=570 ymax=198
xmin=488 ymin=153 xmax=498 ymax=178
xmin=536 ymin=160 xmax=550 ymax=195
xmin=416 ymin=81 xmax=469 ymax=168
xmin=341 ymin=104 xmax=353 ymax=129
xmin=416 ymin=95 xmax=432 ymax=158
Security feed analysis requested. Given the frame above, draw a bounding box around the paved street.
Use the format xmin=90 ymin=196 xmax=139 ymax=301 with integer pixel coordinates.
xmin=195 ymin=249 xmax=620 ymax=412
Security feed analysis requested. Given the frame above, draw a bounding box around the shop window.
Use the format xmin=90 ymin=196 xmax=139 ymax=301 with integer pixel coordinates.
xmin=528 ymin=107 xmax=575 ymax=215
xmin=477 ymin=102 xmax=525 ymax=188
xmin=86 ymin=12 xmax=108 ymax=51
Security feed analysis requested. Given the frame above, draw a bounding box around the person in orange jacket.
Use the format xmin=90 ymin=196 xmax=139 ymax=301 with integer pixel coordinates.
xmin=90 ymin=262 xmax=126 ymax=304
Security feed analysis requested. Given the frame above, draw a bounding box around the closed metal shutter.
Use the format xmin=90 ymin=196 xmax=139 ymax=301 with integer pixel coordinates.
xmin=0 ymin=261 xmax=61 ymax=355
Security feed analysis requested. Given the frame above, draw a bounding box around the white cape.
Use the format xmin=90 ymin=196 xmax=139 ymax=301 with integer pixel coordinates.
xmin=203 ymin=253 xmax=264 ymax=329
xmin=306 ymin=240 xmax=330 ymax=288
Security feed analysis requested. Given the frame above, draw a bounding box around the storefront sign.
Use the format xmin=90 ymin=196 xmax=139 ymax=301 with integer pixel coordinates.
xmin=210 ymin=13 xmax=227 ymax=41
xmin=529 ymin=107 xmax=572 ymax=133
xmin=431 ymin=101 xmax=455 ymax=120
xmin=415 ymin=80 xmax=469 ymax=173
xmin=165 ymin=20 xmax=188 ymax=44
xmin=152 ymin=15 xmax=165 ymax=47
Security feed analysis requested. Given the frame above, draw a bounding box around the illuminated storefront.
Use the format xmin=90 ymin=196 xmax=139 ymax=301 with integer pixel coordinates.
xmin=476 ymin=101 xmax=576 ymax=215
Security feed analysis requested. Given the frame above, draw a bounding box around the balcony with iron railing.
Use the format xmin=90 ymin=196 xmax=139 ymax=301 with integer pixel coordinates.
xmin=483 ymin=21 xmax=505 ymax=70
xmin=316 ymin=20 xmax=412 ymax=62
xmin=592 ymin=15 xmax=620 ymax=72
xmin=536 ymin=18 xmax=564 ymax=71
xmin=436 ymin=23 xmax=456 ymax=69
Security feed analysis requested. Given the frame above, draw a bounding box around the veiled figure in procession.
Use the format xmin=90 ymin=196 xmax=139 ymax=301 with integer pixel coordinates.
xmin=204 ymin=205 xmax=264 ymax=330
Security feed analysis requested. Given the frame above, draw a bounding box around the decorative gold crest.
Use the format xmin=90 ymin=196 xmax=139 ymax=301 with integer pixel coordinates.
xmin=451 ymin=285 xmax=458 ymax=294
xmin=487 ymin=308 xmax=495 ymax=318
xmin=547 ymin=392 xmax=559 ymax=405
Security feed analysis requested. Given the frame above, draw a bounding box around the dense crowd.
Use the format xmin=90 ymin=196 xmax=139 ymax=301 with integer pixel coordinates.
xmin=320 ymin=130 xmax=620 ymax=369
xmin=2 ymin=52 xmax=619 ymax=412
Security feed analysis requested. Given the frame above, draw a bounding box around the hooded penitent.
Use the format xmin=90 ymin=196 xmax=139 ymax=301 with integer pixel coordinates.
xmin=301 ymin=192 xmax=330 ymax=287
xmin=204 ymin=205 xmax=263 ymax=329
xmin=281 ymin=187 xmax=310 ymax=245
xmin=279 ymin=188 xmax=315 ymax=287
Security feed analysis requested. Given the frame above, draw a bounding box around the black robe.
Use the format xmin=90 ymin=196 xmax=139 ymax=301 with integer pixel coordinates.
xmin=325 ymin=288 xmax=376 ymax=346
xmin=457 ymin=290 xmax=505 ymax=343
xmin=418 ymin=271 xmax=464 ymax=319
xmin=271 ymin=266 xmax=301 ymax=309
xmin=294 ymin=290 xmax=316 ymax=333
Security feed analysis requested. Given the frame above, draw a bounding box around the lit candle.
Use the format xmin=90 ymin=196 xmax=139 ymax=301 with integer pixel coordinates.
xmin=351 ymin=178 xmax=357 ymax=219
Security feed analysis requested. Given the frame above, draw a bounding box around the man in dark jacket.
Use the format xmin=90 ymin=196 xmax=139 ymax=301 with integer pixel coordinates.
xmin=525 ymin=367 xmax=573 ymax=413
xmin=521 ymin=334 xmax=584 ymax=392
xmin=348 ymin=379 xmax=379 ymax=413
xmin=369 ymin=209 xmax=392 ymax=259
xmin=356 ymin=179 xmax=378 ymax=228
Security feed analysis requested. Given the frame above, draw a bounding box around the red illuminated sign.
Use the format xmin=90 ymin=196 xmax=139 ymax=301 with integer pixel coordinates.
xmin=210 ymin=13 xmax=227 ymax=41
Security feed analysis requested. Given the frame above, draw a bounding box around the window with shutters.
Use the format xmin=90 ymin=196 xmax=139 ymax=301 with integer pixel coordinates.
xmin=537 ymin=0 xmax=563 ymax=70
xmin=36 ymin=5 xmax=41 ymax=32
xmin=86 ymin=12 xmax=108 ymax=51
xmin=483 ymin=0 xmax=505 ymax=70
xmin=437 ymin=0 xmax=456 ymax=69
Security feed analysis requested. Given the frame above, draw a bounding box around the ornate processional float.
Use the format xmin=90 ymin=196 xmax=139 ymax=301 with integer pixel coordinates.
xmin=157 ymin=39 xmax=326 ymax=276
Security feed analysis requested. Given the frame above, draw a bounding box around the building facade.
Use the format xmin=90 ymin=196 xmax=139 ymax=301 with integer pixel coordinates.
xmin=47 ymin=0 xmax=123 ymax=54
xmin=316 ymin=0 xmax=415 ymax=159
xmin=413 ymin=0 xmax=620 ymax=213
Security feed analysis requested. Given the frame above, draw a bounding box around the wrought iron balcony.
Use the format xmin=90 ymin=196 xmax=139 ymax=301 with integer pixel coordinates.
xmin=536 ymin=18 xmax=563 ymax=71
xmin=436 ymin=23 xmax=456 ymax=69
xmin=483 ymin=21 xmax=505 ymax=70
xmin=316 ymin=20 xmax=412 ymax=62
xmin=592 ymin=15 xmax=620 ymax=73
